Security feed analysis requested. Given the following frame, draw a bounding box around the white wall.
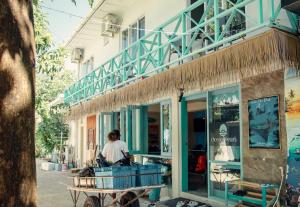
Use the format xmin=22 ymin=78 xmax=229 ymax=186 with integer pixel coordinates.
xmin=246 ymin=0 xmax=293 ymax=36
xmin=66 ymin=120 xmax=77 ymax=163
xmin=73 ymin=0 xmax=296 ymax=79
xmin=74 ymin=0 xmax=188 ymax=77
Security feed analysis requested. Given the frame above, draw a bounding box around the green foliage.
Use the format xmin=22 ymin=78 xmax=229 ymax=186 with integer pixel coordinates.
xmin=71 ymin=0 xmax=94 ymax=7
xmin=33 ymin=0 xmax=75 ymax=156
xmin=36 ymin=111 xmax=69 ymax=155
xmin=33 ymin=0 xmax=67 ymax=78
xmin=36 ymin=70 xmax=75 ymax=116
xmin=35 ymin=71 xmax=74 ymax=156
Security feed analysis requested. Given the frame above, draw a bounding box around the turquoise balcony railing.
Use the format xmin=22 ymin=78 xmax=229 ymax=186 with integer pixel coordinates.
xmin=64 ymin=0 xmax=298 ymax=105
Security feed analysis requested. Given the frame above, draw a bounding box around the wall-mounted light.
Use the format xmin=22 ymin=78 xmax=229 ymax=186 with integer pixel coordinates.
xmin=178 ymin=87 xmax=184 ymax=102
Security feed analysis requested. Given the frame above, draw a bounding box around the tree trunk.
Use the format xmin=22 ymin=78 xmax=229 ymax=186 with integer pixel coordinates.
xmin=0 ymin=0 xmax=36 ymax=207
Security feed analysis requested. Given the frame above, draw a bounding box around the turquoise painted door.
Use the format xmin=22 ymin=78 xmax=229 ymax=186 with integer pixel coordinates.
xmin=100 ymin=112 xmax=114 ymax=150
xmin=180 ymin=99 xmax=188 ymax=192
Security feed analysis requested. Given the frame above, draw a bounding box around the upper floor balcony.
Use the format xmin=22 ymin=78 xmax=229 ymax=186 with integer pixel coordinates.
xmin=64 ymin=0 xmax=299 ymax=106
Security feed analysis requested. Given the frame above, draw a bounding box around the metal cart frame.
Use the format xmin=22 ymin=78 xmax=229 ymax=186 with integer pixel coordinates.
xmin=68 ymin=174 xmax=166 ymax=207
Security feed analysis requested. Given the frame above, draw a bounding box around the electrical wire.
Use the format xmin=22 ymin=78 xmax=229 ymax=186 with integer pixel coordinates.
xmin=41 ymin=4 xmax=257 ymax=36
xmin=41 ymin=5 xmax=84 ymax=19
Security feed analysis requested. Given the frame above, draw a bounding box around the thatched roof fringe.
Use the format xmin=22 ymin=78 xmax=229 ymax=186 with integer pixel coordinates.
xmin=67 ymin=29 xmax=300 ymax=120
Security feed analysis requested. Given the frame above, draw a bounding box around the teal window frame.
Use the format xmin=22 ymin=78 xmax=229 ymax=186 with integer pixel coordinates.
xmin=119 ymin=108 xmax=127 ymax=142
xmin=127 ymin=99 xmax=172 ymax=158
xmin=100 ymin=112 xmax=114 ymax=150
xmin=126 ymin=105 xmax=145 ymax=154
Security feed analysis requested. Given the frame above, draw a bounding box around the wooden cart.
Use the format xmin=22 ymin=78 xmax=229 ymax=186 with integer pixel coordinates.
xmin=68 ymin=176 xmax=166 ymax=207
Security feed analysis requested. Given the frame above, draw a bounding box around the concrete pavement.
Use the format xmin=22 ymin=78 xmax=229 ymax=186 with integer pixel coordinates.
xmin=36 ymin=159 xmax=151 ymax=207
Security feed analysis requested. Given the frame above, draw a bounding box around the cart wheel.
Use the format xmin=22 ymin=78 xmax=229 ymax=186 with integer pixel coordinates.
xmin=120 ymin=191 xmax=140 ymax=207
xmin=84 ymin=196 xmax=100 ymax=207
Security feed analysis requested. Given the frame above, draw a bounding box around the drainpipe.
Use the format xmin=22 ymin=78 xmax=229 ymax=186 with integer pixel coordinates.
xmin=77 ymin=61 xmax=81 ymax=81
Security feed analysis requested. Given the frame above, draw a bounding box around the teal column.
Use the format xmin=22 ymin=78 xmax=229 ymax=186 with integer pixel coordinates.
xmin=158 ymin=29 xmax=163 ymax=68
xmin=261 ymin=185 xmax=267 ymax=207
xmin=120 ymin=109 xmax=126 ymax=142
xmin=126 ymin=108 xmax=132 ymax=152
xmin=141 ymin=106 xmax=148 ymax=154
xmin=138 ymin=40 xmax=142 ymax=75
xmin=214 ymin=0 xmax=220 ymax=42
xmin=181 ymin=12 xmax=187 ymax=56
xmin=180 ymin=100 xmax=188 ymax=192
xmin=225 ymin=180 xmax=229 ymax=207
xmin=258 ymin=0 xmax=264 ymax=24
xmin=270 ymin=0 xmax=275 ymax=22
xmin=100 ymin=113 xmax=104 ymax=150
xmin=122 ymin=50 xmax=127 ymax=82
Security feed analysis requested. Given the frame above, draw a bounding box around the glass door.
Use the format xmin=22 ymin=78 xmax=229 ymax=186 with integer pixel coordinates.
xmin=208 ymin=86 xmax=241 ymax=199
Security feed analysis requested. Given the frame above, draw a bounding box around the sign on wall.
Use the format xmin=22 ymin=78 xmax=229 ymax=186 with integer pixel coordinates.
xmin=248 ymin=96 xmax=280 ymax=149
xmin=285 ymin=69 xmax=300 ymax=207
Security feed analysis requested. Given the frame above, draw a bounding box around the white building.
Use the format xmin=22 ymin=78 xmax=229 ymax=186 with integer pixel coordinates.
xmin=63 ymin=0 xmax=300 ymax=205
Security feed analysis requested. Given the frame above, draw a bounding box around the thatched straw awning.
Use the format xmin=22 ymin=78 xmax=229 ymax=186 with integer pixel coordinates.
xmin=68 ymin=29 xmax=300 ymax=120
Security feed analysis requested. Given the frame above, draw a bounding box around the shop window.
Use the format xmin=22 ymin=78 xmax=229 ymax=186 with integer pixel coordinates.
xmin=209 ymin=87 xmax=240 ymax=162
xmin=190 ymin=0 xmax=204 ymax=40
xmin=81 ymin=57 xmax=94 ymax=78
xmin=161 ymin=103 xmax=172 ymax=156
xmin=121 ymin=17 xmax=145 ymax=55
xmin=142 ymin=102 xmax=172 ymax=156
xmin=138 ymin=17 xmax=145 ymax=39
xmin=121 ymin=29 xmax=129 ymax=50
xmin=126 ymin=102 xmax=172 ymax=156
xmin=208 ymin=86 xmax=241 ymax=199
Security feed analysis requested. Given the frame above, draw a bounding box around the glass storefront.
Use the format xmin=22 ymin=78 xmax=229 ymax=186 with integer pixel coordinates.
xmin=209 ymin=87 xmax=240 ymax=162
xmin=181 ymin=86 xmax=241 ymax=200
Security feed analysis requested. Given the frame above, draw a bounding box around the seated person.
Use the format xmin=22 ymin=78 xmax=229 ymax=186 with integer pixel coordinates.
xmin=101 ymin=131 xmax=129 ymax=164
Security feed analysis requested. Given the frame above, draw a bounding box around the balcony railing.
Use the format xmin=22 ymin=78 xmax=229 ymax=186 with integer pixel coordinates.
xmin=64 ymin=0 xmax=298 ymax=105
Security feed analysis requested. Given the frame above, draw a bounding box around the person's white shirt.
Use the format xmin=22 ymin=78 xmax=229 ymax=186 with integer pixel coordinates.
xmin=102 ymin=140 xmax=129 ymax=163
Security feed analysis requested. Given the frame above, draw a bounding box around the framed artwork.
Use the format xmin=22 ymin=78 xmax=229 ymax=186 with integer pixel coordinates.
xmin=248 ymin=96 xmax=280 ymax=149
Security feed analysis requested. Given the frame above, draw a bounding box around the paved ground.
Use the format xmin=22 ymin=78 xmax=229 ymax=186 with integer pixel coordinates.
xmin=36 ymin=159 xmax=151 ymax=207
xmin=36 ymin=159 xmax=225 ymax=207
xmin=36 ymin=159 xmax=85 ymax=207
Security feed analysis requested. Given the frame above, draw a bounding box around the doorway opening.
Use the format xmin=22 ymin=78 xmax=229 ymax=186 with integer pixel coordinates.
xmin=147 ymin=104 xmax=161 ymax=155
xmin=185 ymin=98 xmax=208 ymax=197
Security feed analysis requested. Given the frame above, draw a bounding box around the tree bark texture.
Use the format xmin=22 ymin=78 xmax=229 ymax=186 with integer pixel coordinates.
xmin=0 ymin=1 xmax=36 ymax=207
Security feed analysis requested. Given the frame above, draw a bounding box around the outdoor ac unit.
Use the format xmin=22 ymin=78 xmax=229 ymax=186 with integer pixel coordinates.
xmin=71 ymin=48 xmax=84 ymax=63
xmin=100 ymin=13 xmax=121 ymax=38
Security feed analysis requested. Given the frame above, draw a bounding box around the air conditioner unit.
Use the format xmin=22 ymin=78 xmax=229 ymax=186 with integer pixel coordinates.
xmin=100 ymin=13 xmax=121 ymax=38
xmin=71 ymin=48 xmax=84 ymax=63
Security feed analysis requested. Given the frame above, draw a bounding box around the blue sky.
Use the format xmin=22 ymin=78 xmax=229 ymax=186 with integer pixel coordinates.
xmin=42 ymin=0 xmax=92 ymax=45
